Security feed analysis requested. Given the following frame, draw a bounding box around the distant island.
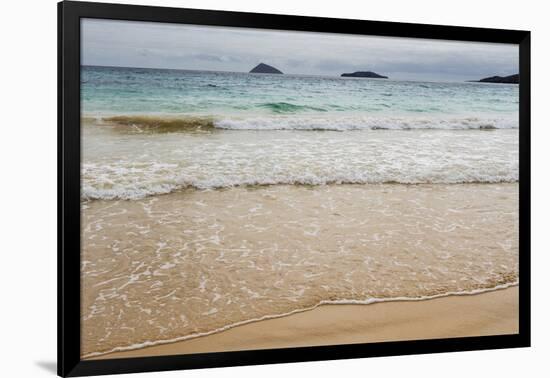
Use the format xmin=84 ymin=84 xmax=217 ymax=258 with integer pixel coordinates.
xmin=341 ymin=71 xmax=388 ymax=79
xmin=471 ymin=74 xmax=519 ymax=84
xmin=249 ymin=63 xmax=283 ymax=74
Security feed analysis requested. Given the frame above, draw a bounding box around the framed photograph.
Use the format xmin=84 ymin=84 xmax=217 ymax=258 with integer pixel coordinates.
xmin=58 ymin=1 xmax=530 ymax=376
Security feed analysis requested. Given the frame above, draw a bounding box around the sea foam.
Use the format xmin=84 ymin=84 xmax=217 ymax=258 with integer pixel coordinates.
xmin=213 ymin=114 xmax=517 ymax=131
xmin=95 ymin=113 xmax=517 ymax=133
xmin=82 ymin=126 xmax=518 ymax=200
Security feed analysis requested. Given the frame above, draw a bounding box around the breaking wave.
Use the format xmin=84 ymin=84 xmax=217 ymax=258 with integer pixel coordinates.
xmin=81 ymin=165 xmax=518 ymax=200
xmin=100 ymin=115 xmax=215 ymax=133
xmin=87 ymin=114 xmax=517 ymax=133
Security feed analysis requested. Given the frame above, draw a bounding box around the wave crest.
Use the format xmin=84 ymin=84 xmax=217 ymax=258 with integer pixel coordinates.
xmin=87 ymin=114 xmax=518 ymax=133
xmin=257 ymin=102 xmax=328 ymax=113
xmin=101 ymin=115 xmax=215 ymax=133
xmin=214 ymin=114 xmax=517 ymax=131
xmin=82 ymin=168 xmax=518 ymax=200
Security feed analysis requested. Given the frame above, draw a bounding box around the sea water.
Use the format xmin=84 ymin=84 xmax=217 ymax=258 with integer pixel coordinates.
xmin=81 ymin=66 xmax=518 ymax=200
xmin=80 ymin=65 xmax=519 ymax=357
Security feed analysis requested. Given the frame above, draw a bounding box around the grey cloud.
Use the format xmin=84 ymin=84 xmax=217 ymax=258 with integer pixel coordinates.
xmin=81 ymin=19 xmax=518 ymax=82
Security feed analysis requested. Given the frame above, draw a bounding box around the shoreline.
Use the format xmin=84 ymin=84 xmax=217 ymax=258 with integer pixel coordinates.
xmin=88 ymin=286 xmax=518 ymax=360
xmin=80 ymin=180 xmax=521 ymax=203
xmin=81 ymin=183 xmax=518 ymax=358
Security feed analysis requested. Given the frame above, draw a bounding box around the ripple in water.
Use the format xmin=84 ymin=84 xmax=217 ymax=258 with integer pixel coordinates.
xmin=81 ymin=184 xmax=518 ymax=357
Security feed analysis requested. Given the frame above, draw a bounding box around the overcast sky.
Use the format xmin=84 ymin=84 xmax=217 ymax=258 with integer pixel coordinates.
xmin=81 ymin=18 xmax=518 ymax=82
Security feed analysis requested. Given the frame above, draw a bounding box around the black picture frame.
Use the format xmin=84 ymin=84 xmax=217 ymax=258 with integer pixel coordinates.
xmin=58 ymin=1 xmax=531 ymax=376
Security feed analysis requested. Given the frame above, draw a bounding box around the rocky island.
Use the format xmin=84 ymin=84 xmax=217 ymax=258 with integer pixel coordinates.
xmin=249 ymin=63 xmax=283 ymax=74
xmin=473 ymin=74 xmax=519 ymax=84
xmin=341 ymin=71 xmax=388 ymax=79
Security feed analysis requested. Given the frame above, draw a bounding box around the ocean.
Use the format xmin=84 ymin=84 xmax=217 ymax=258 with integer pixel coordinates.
xmin=81 ymin=65 xmax=518 ymax=200
xmin=80 ymin=65 xmax=519 ymax=357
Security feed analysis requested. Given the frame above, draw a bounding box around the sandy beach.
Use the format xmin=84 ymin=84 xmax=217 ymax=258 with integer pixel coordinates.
xmin=89 ymin=286 xmax=518 ymax=359
xmin=78 ymin=31 xmax=520 ymax=364
xmin=81 ymin=183 xmax=518 ymax=358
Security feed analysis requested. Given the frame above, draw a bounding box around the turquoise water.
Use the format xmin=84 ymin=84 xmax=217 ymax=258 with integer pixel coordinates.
xmin=81 ymin=65 xmax=519 ymax=200
xmin=82 ymin=65 xmax=518 ymax=130
xmin=80 ymin=65 xmax=519 ymax=358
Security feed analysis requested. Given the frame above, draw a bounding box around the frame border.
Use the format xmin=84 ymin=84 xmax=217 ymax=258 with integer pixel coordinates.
xmin=58 ymin=1 xmax=531 ymax=376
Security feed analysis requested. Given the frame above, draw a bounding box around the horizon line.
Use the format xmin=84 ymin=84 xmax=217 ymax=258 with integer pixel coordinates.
xmin=81 ymin=64 xmax=517 ymax=84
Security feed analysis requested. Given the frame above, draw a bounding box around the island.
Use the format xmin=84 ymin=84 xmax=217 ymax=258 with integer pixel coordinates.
xmin=472 ymin=74 xmax=519 ymax=84
xmin=249 ymin=63 xmax=283 ymax=74
xmin=341 ymin=71 xmax=388 ymax=79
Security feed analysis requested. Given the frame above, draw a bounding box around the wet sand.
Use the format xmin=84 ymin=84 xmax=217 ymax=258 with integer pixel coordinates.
xmin=81 ymin=183 xmax=518 ymax=358
xmin=90 ymin=286 xmax=518 ymax=359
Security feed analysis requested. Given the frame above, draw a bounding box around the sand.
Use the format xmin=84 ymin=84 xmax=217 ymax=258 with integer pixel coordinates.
xmin=89 ymin=286 xmax=518 ymax=359
xmin=81 ymin=184 xmax=518 ymax=358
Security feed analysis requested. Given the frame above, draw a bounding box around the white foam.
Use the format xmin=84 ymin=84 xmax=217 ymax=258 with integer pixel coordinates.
xmin=82 ymin=123 xmax=519 ymax=200
xmin=82 ymin=280 xmax=518 ymax=358
xmin=214 ymin=114 xmax=518 ymax=131
xmin=82 ymin=167 xmax=518 ymax=200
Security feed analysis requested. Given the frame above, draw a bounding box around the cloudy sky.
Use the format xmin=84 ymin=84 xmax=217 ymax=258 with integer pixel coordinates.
xmin=81 ymin=18 xmax=518 ymax=82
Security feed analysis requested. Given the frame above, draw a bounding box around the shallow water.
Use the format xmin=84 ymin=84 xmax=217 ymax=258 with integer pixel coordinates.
xmin=82 ymin=66 xmax=519 ymax=122
xmin=81 ymin=183 xmax=518 ymax=357
xmin=80 ymin=66 xmax=519 ymax=357
xmin=82 ymin=120 xmax=518 ymax=200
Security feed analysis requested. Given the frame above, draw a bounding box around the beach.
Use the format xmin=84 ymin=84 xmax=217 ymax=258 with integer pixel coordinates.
xmin=89 ymin=286 xmax=518 ymax=359
xmin=81 ymin=183 xmax=518 ymax=358
xmin=80 ymin=66 xmax=519 ymax=359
